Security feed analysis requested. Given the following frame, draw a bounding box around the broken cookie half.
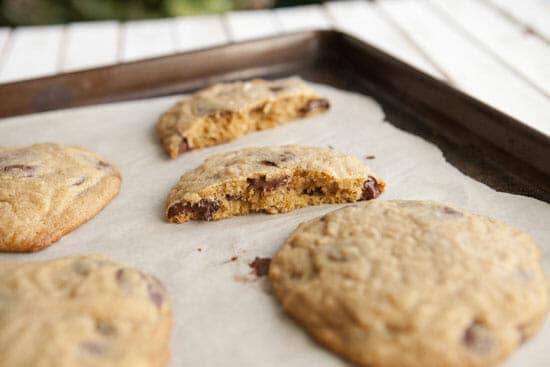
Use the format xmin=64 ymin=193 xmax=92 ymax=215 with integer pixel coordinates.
xmin=165 ymin=145 xmax=385 ymax=223
xmin=157 ymin=77 xmax=330 ymax=159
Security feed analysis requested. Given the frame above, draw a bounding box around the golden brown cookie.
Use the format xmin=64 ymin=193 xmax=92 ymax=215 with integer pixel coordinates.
xmin=0 ymin=143 xmax=121 ymax=252
xmin=157 ymin=77 xmax=329 ymax=158
xmin=269 ymin=200 xmax=549 ymax=367
xmin=165 ymin=145 xmax=384 ymax=222
xmin=0 ymin=255 xmax=172 ymax=367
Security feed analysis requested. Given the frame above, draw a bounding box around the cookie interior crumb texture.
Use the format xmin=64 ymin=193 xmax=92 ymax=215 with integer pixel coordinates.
xmin=165 ymin=145 xmax=385 ymax=223
xmin=0 ymin=255 xmax=172 ymax=367
xmin=157 ymin=77 xmax=330 ymax=158
xmin=0 ymin=143 xmax=121 ymax=252
xmin=269 ymin=200 xmax=549 ymax=367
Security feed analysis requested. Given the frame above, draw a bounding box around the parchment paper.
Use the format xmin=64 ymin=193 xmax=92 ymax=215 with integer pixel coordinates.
xmin=0 ymin=84 xmax=548 ymax=367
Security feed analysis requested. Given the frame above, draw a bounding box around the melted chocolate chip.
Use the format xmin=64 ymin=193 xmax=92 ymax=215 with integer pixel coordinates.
xmin=360 ymin=176 xmax=382 ymax=200
xmin=299 ymin=98 xmax=330 ymax=114
xmin=1 ymin=164 xmax=35 ymax=177
xmin=147 ymin=276 xmax=165 ymax=308
xmin=167 ymin=199 xmax=222 ymax=221
xmin=303 ymin=187 xmax=323 ymax=196
xmin=179 ymin=137 xmax=189 ymax=154
xmin=73 ymin=260 xmax=92 ymax=276
xmin=247 ymin=176 xmax=289 ymax=193
xmin=251 ymin=104 xmax=266 ymax=114
xmin=115 ymin=268 xmax=125 ymax=282
xmin=73 ymin=176 xmax=86 ymax=186
xmin=249 ymin=257 xmax=271 ymax=277
xmin=517 ymin=324 xmax=529 ymax=344
xmin=442 ymin=206 xmax=463 ymax=216
xmin=365 ymin=155 xmax=376 ymax=160
xmin=116 ymin=269 xmax=165 ymax=308
xmin=114 ymin=269 xmax=132 ymax=293
xmin=230 ymin=256 xmax=238 ymax=262
xmin=97 ymin=161 xmax=109 ymax=168
xmin=96 ymin=321 xmax=116 ymax=336
xmin=463 ymin=321 xmax=494 ymax=355
xmin=260 ymin=160 xmax=278 ymax=167
xmin=269 ymin=86 xmax=285 ymax=92
xmin=225 ymin=193 xmax=242 ymax=201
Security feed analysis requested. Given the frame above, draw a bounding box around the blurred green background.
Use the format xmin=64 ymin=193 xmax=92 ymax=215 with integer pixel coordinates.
xmin=0 ymin=0 xmax=326 ymax=26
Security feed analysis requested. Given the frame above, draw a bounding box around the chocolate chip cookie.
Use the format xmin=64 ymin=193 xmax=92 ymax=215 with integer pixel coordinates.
xmin=157 ymin=77 xmax=330 ymax=159
xmin=0 ymin=143 xmax=121 ymax=252
xmin=0 ymin=255 xmax=172 ymax=367
xmin=269 ymin=200 xmax=549 ymax=367
xmin=165 ymin=145 xmax=384 ymax=223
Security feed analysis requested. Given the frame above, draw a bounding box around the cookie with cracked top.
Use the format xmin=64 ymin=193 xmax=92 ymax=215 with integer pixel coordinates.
xmin=0 ymin=143 xmax=121 ymax=252
xmin=269 ymin=200 xmax=549 ymax=367
xmin=157 ymin=77 xmax=330 ymax=159
xmin=165 ymin=145 xmax=384 ymax=223
xmin=0 ymin=255 xmax=172 ymax=367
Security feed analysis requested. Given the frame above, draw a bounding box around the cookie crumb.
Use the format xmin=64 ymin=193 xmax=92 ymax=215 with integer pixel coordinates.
xmin=365 ymin=155 xmax=376 ymax=160
xmin=197 ymin=248 xmax=202 ymax=252
xmin=524 ymin=25 xmax=535 ymax=35
xmin=223 ymin=255 xmax=239 ymax=264
xmin=233 ymin=274 xmax=255 ymax=283
xmin=249 ymin=257 xmax=271 ymax=277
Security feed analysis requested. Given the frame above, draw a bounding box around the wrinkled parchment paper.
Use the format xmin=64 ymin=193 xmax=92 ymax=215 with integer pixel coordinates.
xmin=0 ymin=84 xmax=548 ymax=367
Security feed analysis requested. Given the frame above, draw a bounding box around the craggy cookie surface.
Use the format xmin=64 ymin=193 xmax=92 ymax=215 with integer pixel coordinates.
xmin=0 ymin=143 xmax=121 ymax=252
xmin=269 ymin=200 xmax=549 ymax=367
xmin=0 ymin=255 xmax=172 ymax=367
xmin=157 ymin=77 xmax=329 ymax=158
xmin=165 ymin=145 xmax=384 ymax=222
